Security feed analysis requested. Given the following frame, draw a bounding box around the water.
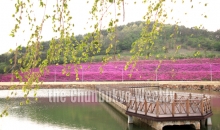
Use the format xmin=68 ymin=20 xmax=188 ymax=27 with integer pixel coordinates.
xmin=0 ymin=89 xmax=219 ymax=130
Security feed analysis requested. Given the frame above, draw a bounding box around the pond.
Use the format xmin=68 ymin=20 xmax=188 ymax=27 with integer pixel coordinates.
xmin=0 ymin=89 xmax=219 ymax=130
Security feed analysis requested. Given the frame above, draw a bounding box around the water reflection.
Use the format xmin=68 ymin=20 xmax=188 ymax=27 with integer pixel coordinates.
xmin=0 ymin=89 xmax=152 ymax=130
xmin=163 ymin=125 xmax=196 ymax=130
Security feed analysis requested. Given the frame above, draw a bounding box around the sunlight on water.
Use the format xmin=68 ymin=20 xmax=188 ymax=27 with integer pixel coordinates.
xmin=0 ymin=116 xmax=88 ymax=130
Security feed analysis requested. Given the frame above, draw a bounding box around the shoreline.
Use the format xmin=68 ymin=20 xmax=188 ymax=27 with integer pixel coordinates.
xmin=1 ymin=81 xmax=220 ymax=85
xmin=0 ymin=81 xmax=220 ymax=91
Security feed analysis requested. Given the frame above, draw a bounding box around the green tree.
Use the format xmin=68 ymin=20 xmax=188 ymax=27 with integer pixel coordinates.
xmin=0 ymin=0 xmax=212 ymax=117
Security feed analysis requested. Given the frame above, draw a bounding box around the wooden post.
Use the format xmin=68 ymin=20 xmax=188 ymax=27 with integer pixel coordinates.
xmin=127 ymin=100 xmax=131 ymax=110
xmin=172 ymin=102 xmax=175 ymax=117
xmin=156 ymin=100 xmax=159 ymax=117
xmin=209 ymin=96 xmax=212 ymax=112
xmin=126 ymin=93 xmax=129 ymax=103
xmin=205 ymin=98 xmax=207 ymax=114
xmin=123 ymin=91 xmax=125 ymax=103
xmin=200 ymin=99 xmax=204 ymax=116
xmin=141 ymin=89 xmax=142 ymax=98
xmin=135 ymin=98 xmax=137 ymax=113
xmin=186 ymin=99 xmax=189 ymax=116
xmin=131 ymin=88 xmax=133 ymax=96
xmin=144 ymin=99 xmax=147 ymax=115
xmin=134 ymin=88 xmax=135 ymax=97
xmin=133 ymin=88 xmax=135 ymax=96
xmin=174 ymin=93 xmax=177 ymax=100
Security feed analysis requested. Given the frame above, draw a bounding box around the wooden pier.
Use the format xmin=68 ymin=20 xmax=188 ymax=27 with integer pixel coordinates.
xmin=97 ymin=85 xmax=213 ymax=130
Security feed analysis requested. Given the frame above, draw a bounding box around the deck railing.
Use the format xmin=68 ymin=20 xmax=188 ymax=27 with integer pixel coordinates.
xmin=98 ymin=86 xmax=212 ymax=118
xmin=126 ymin=96 xmax=212 ymax=117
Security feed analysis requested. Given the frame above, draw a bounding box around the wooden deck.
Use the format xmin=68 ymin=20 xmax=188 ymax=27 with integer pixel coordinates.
xmin=97 ymin=85 xmax=213 ymax=121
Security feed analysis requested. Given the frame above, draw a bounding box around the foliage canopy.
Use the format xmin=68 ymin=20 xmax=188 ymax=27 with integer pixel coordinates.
xmin=0 ymin=0 xmax=212 ymax=117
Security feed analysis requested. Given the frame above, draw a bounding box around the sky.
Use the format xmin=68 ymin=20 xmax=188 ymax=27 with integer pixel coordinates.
xmin=0 ymin=0 xmax=220 ymax=55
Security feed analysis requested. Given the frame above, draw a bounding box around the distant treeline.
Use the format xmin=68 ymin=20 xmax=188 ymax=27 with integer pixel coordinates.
xmin=0 ymin=21 xmax=220 ymax=74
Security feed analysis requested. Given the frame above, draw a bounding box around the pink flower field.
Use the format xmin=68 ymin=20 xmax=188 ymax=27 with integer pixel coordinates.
xmin=0 ymin=58 xmax=220 ymax=82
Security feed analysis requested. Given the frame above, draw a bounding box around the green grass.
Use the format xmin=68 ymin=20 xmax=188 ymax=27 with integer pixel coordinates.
xmin=90 ymin=49 xmax=220 ymax=62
